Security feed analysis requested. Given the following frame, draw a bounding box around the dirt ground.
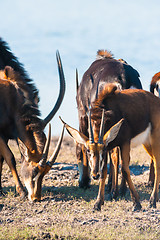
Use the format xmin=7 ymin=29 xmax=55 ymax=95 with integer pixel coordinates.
xmin=0 ymin=137 xmax=160 ymax=240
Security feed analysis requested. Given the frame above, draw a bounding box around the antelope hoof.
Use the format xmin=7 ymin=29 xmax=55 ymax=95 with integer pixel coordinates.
xmin=20 ymin=192 xmax=27 ymax=200
xmin=107 ymin=193 xmax=113 ymax=201
xmin=119 ymin=185 xmax=127 ymax=197
xmin=94 ymin=203 xmax=101 ymax=211
xmin=107 ymin=191 xmax=118 ymax=201
xmin=148 ymin=199 xmax=156 ymax=209
xmin=17 ymin=186 xmax=27 ymax=199
xmin=106 ymin=182 xmax=112 ymax=193
xmin=111 ymin=189 xmax=118 ymax=200
xmin=147 ymin=181 xmax=154 ymax=187
xmin=132 ymin=202 xmax=142 ymax=212
xmin=93 ymin=200 xmax=104 ymax=211
xmin=79 ymin=177 xmax=90 ymax=189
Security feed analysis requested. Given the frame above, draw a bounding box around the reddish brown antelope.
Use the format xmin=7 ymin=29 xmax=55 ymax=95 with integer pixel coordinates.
xmin=61 ymin=83 xmax=160 ymax=211
xmin=149 ymin=72 xmax=160 ymax=185
xmin=150 ymin=72 xmax=160 ymax=97
xmin=76 ymin=50 xmax=142 ymax=199
xmin=0 ymin=38 xmax=65 ymax=201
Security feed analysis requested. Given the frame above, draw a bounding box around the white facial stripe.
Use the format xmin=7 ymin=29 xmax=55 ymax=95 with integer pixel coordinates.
xmin=33 ymin=172 xmax=41 ymax=196
xmin=89 ymin=151 xmax=94 ymax=169
xmin=131 ymin=123 xmax=151 ymax=148
xmin=99 ymin=150 xmax=103 ymax=162
xmin=153 ymin=80 xmax=160 ymax=97
xmin=99 ymin=150 xmax=104 ymax=171
xmin=24 ymin=179 xmax=34 ymax=201
xmin=33 ymin=172 xmax=41 ymax=182
xmin=154 ymin=88 xmax=159 ymax=97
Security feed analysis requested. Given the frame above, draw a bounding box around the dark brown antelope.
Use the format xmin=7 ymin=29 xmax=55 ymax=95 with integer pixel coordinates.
xmin=0 ymin=38 xmax=65 ymax=201
xmin=61 ymin=83 xmax=160 ymax=211
xmin=76 ymin=50 xmax=142 ymax=199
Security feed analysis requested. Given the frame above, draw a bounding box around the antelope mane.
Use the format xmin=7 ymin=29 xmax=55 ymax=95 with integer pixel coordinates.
xmin=94 ymin=83 xmax=119 ymax=108
xmin=96 ymin=50 xmax=114 ymax=60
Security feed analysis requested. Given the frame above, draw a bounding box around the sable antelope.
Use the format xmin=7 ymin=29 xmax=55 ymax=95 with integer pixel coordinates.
xmin=61 ymin=83 xmax=160 ymax=211
xmin=149 ymin=72 xmax=160 ymax=185
xmin=76 ymin=50 xmax=142 ymax=198
xmin=150 ymin=72 xmax=160 ymax=97
xmin=0 ymin=38 xmax=65 ymax=201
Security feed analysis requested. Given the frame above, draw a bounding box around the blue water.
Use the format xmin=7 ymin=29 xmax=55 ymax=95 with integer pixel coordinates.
xmin=0 ymin=0 xmax=160 ymax=135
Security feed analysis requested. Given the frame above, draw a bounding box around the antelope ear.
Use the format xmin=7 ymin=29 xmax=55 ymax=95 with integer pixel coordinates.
xmin=103 ymin=119 xmax=124 ymax=146
xmin=17 ymin=138 xmax=28 ymax=160
xmin=59 ymin=117 xmax=88 ymax=146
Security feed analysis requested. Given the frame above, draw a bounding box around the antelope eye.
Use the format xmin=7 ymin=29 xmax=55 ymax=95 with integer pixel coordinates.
xmin=32 ymin=167 xmax=39 ymax=179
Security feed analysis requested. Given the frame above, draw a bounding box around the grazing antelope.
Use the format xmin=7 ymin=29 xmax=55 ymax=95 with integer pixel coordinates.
xmin=61 ymin=83 xmax=160 ymax=211
xmin=149 ymin=72 xmax=160 ymax=185
xmin=76 ymin=50 xmax=142 ymax=199
xmin=0 ymin=38 xmax=65 ymax=201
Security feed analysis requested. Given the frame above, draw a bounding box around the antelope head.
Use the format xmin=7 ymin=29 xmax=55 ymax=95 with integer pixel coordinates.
xmin=153 ymin=80 xmax=160 ymax=97
xmin=60 ymin=111 xmax=123 ymax=180
xmin=150 ymin=72 xmax=160 ymax=97
xmin=18 ymin=51 xmax=65 ymax=201
xmin=20 ymin=123 xmax=64 ymax=201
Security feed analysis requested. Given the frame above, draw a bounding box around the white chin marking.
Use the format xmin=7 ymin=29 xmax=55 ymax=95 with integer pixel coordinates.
xmin=131 ymin=123 xmax=151 ymax=148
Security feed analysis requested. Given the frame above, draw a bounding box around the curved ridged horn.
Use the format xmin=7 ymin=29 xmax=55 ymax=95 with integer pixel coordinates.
xmin=76 ymin=68 xmax=79 ymax=94
xmin=39 ymin=123 xmax=51 ymax=167
xmin=98 ymin=109 xmax=105 ymax=144
xmin=90 ymin=74 xmax=94 ymax=84
xmin=47 ymin=124 xmax=65 ymax=167
xmin=95 ymin=80 xmax=100 ymax=100
xmin=43 ymin=51 xmax=66 ymax=128
xmin=88 ymin=110 xmax=94 ymax=144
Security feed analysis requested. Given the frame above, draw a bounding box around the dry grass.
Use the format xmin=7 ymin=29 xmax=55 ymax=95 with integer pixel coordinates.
xmin=0 ymin=137 xmax=159 ymax=240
